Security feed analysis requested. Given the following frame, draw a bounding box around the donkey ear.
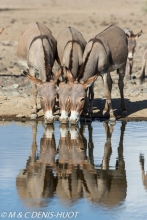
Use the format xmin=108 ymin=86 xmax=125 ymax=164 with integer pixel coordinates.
xmin=126 ymin=33 xmax=130 ymax=38
xmin=66 ymin=68 xmax=75 ymax=84
xmin=23 ymin=71 xmax=43 ymax=86
xmin=134 ymin=30 xmax=142 ymax=39
xmin=53 ymin=68 xmax=62 ymax=84
xmin=83 ymin=75 xmax=97 ymax=89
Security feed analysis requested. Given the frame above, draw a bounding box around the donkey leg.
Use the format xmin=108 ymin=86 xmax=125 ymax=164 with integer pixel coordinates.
xmin=139 ymin=64 xmax=146 ymax=84
xmin=88 ymin=84 xmax=94 ymax=118
xmin=118 ymin=64 xmax=127 ymax=115
xmin=103 ymin=72 xmax=113 ymax=113
xmin=102 ymin=121 xmax=112 ymax=170
xmin=124 ymin=59 xmax=131 ymax=81
xmin=87 ymin=123 xmax=94 ymax=166
xmin=116 ymin=121 xmax=126 ymax=170
xmin=30 ymin=68 xmax=38 ymax=119
xmin=103 ymin=73 xmax=115 ymax=122
xmin=129 ymin=60 xmax=133 ymax=78
xmin=82 ymin=91 xmax=88 ymax=120
xmin=139 ymin=57 xmax=146 ymax=84
xmin=30 ymin=121 xmax=37 ymax=166
xmin=82 ymin=86 xmax=93 ymax=121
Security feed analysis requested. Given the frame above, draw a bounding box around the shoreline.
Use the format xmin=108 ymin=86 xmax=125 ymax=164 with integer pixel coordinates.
xmin=1 ymin=115 xmax=147 ymax=123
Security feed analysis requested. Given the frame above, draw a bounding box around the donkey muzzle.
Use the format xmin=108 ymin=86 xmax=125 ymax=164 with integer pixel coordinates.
xmin=59 ymin=110 xmax=69 ymax=124
xmin=44 ymin=110 xmax=54 ymax=124
xmin=69 ymin=111 xmax=79 ymax=124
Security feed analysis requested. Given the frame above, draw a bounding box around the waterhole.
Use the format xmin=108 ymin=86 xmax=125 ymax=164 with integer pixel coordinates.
xmin=0 ymin=120 xmax=147 ymax=220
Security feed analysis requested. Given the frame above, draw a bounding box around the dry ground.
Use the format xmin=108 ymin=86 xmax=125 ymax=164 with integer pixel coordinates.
xmin=0 ymin=0 xmax=147 ymax=121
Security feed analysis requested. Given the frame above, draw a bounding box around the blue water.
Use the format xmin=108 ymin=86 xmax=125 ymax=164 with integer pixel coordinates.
xmin=0 ymin=120 xmax=147 ymax=220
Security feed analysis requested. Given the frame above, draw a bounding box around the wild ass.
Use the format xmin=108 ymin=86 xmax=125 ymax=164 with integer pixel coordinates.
xmin=56 ymin=27 xmax=86 ymax=123
xmin=123 ymin=27 xmax=142 ymax=80
xmin=67 ymin=24 xmax=128 ymax=124
xmin=17 ymin=22 xmax=61 ymax=123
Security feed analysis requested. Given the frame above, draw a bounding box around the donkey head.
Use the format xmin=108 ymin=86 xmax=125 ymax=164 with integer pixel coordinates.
xmin=65 ymin=70 xmax=96 ymax=124
xmin=58 ymin=68 xmax=77 ymax=124
xmin=124 ymin=28 xmax=142 ymax=60
xmin=58 ymin=82 xmax=72 ymax=123
xmin=23 ymin=69 xmax=61 ymax=124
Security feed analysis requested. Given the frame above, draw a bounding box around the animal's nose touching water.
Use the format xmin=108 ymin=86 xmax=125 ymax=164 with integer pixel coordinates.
xmin=56 ymin=26 xmax=86 ymax=124
xmin=17 ymin=22 xmax=142 ymax=125
xmin=17 ymin=22 xmax=61 ymax=123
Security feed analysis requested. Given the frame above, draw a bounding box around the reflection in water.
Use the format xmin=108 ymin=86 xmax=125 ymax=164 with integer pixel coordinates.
xmin=16 ymin=122 xmax=57 ymax=207
xmin=56 ymin=124 xmax=87 ymax=201
xmin=140 ymin=154 xmax=147 ymax=191
xmin=16 ymin=121 xmax=127 ymax=207
xmin=83 ymin=121 xmax=127 ymax=206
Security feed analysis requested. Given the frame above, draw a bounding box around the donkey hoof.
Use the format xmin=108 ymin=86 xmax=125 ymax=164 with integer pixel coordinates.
xmin=31 ymin=113 xmax=37 ymax=120
xmin=109 ymin=117 xmax=116 ymax=126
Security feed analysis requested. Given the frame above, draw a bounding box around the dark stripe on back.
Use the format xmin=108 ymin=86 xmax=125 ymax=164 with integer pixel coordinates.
xmin=28 ymin=22 xmax=52 ymax=81
xmin=78 ymin=24 xmax=114 ymax=80
xmin=64 ymin=40 xmax=84 ymax=51
xmin=77 ymin=36 xmax=97 ymax=81
xmin=36 ymin=22 xmax=52 ymax=81
xmin=78 ymin=35 xmax=108 ymax=81
xmin=29 ymin=35 xmax=50 ymax=51
xmin=89 ymin=38 xmax=107 ymax=54
xmin=63 ymin=27 xmax=84 ymax=79
xmin=68 ymin=27 xmax=74 ymax=72
xmin=64 ymin=40 xmax=84 ymax=79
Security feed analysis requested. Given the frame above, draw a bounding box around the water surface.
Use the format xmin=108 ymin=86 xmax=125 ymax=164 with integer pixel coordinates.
xmin=0 ymin=120 xmax=147 ymax=220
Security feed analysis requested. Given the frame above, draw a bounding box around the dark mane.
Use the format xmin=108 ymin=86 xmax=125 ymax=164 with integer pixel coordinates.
xmin=63 ymin=27 xmax=85 ymax=80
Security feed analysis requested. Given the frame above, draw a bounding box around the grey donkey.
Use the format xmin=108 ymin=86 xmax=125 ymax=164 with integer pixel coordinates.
xmin=56 ymin=26 xmax=86 ymax=123
xmin=66 ymin=24 xmax=128 ymax=124
xmin=123 ymin=27 xmax=142 ymax=80
xmin=17 ymin=22 xmax=61 ymax=123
